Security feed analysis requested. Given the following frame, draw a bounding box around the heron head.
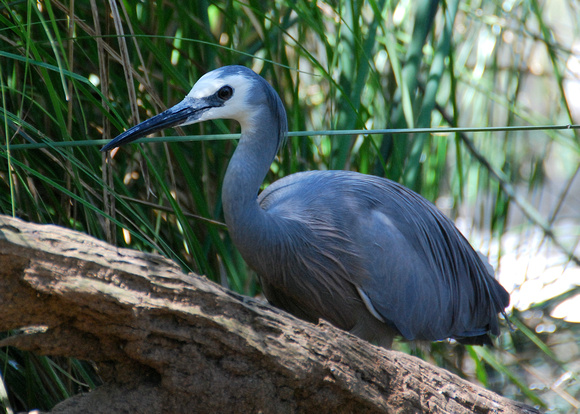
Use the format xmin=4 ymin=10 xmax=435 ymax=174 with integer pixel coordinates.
xmin=101 ymin=65 xmax=276 ymax=152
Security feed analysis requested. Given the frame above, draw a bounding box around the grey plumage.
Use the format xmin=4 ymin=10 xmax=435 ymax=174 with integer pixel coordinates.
xmin=102 ymin=65 xmax=509 ymax=348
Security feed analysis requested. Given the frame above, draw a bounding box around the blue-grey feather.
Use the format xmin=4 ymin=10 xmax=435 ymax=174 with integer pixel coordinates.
xmin=255 ymin=171 xmax=508 ymax=344
xmin=217 ymin=66 xmax=508 ymax=346
xmin=103 ymin=65 xmax=509 ymax=348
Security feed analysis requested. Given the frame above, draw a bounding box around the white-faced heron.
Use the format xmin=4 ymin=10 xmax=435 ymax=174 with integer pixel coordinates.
xmin=101 ymin=65 xmax=510 ymax=348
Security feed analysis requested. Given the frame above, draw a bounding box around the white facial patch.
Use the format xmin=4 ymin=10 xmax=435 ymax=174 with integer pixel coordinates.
xmin=187 ymin=70 xmax=225 ymax=99
xmin=185 ymin=70 xmax=258 ymax=131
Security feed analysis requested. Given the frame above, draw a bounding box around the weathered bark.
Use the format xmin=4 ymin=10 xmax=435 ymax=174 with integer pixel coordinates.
xmin=0 ymin=214 xmax=539 ymax=414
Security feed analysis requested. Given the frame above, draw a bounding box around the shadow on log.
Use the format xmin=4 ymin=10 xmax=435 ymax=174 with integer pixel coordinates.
xmin=0 ymin=214 xmax=539 ymax=413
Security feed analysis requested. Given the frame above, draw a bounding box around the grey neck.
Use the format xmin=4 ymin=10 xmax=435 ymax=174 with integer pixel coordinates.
xmin=221 ymin=115 xmax=281 ymax=259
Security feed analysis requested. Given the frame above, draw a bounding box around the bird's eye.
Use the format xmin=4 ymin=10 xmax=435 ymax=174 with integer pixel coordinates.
xmin=217 ymin=86 xmax=233 ymax=101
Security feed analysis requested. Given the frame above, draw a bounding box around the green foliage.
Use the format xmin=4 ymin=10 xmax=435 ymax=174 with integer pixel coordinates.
xmin=1 ymin=0 xmax=579 ymax=412
xmin=0 ymin=332 xmax=99 ymax=412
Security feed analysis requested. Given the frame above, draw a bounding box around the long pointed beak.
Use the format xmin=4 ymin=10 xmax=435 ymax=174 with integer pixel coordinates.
xmin=101 ymin=98 xmax=211 ymax=152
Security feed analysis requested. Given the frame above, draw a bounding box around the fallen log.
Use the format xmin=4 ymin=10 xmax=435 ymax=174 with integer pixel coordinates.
xmin=0 ymin=214 xmax=539 ymax=413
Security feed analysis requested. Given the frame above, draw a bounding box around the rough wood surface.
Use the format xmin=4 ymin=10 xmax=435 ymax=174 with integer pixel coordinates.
xmin=0 ymin=214 xmax=539 ymax=413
